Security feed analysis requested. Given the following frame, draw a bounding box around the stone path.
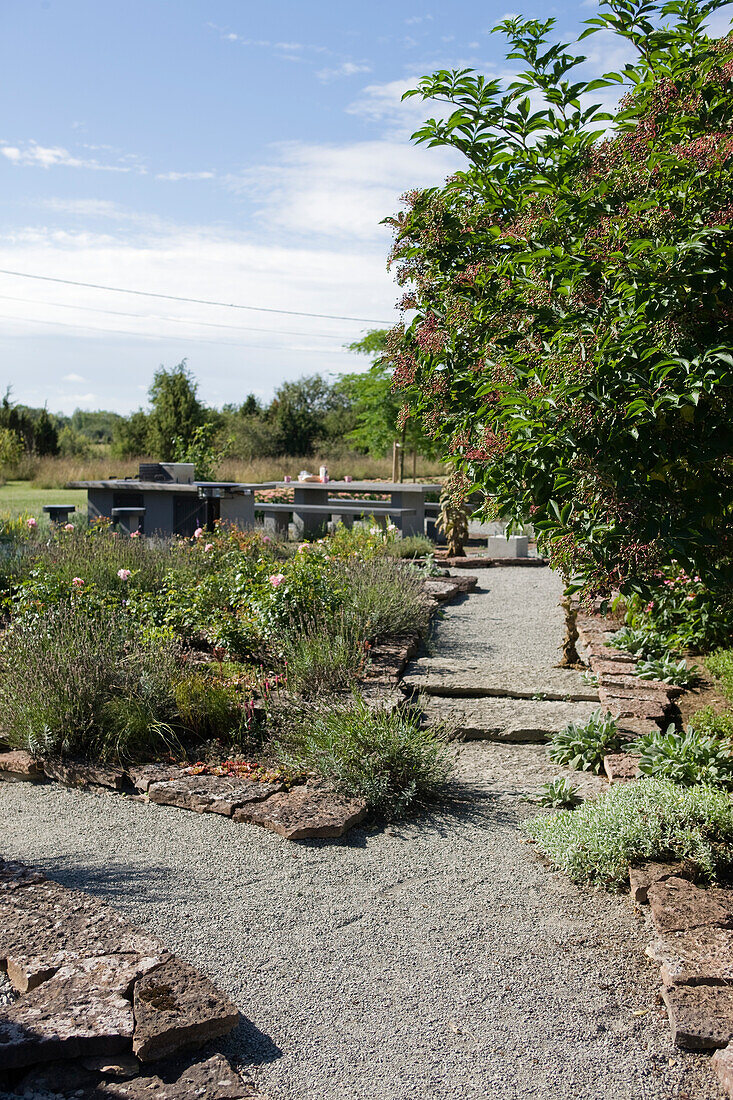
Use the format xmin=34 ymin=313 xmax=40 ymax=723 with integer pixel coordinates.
xmin=0 ymin=568 xmax=725 ymax=1099
xmin=408 ymin=567 xmax=603 ymax=740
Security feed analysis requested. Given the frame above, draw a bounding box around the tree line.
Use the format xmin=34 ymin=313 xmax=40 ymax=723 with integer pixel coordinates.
xmin=0 ymin=335 xmax=438 ymax=464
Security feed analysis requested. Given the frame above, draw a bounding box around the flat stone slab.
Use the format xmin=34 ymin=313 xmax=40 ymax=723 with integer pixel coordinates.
xmin=401 ymin=659 xmax=598 ymax=701
xmin=132 ymin=957 xmax=240 ymax=1063
xmin=422 ymin=578 xmax=464 ymax=603
xmin=0 ymin=954 xmax=146 ymax=1068
xmin=42 ymin=760 xmax=128 ymax=790
xmin=363 ymin=632 xmax=420 ymax=685
xmin=0 ymin=880 xmax=164 ymax=987
xmin=589 ymin=656 xmax=638 ymax=675
xmin=648 ymin=876 xmax=733 ymax=935
xmin=662 ymin=982 xmax=733 ymax=1049
xmin=420 ymin=696 xmax=602 ymax=742
xmin=235 ymin=785 xmax=368 ymax=840
xmin=97 ymin=1053 xmax=264 ymax=1098
xmin=127 ymin=764 xmax=185 ymax=793
xmin=629 ymin=861 xmax=686 ymax=904
xmin=0 ymin=857 xmax=45 ymax=893
xmin=713 ymin=1043 xmax=733 ymax=1099
xmin=0 ymin=750 xmax=43 ymax=782
xmin=598 ymin=687 xmax=671 ymax=721
xmin=649 ymin=926 xmax=733 ymax=986
xmin=148 ymin=774 xmax=283 ymax=816
xmin=603 ymin=753 xmax=639 ymax=783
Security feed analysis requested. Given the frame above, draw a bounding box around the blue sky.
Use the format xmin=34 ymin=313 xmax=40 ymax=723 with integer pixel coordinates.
xmin=0 ymin=0 xmax=725 ymax=415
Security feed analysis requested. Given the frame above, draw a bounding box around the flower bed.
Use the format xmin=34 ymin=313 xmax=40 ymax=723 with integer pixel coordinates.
xmin=0 ymin=518 xmax=453 ymax=822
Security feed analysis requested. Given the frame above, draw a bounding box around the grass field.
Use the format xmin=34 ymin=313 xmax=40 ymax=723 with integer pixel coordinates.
xmin=0 ymin=482 xmax=88 ymax=521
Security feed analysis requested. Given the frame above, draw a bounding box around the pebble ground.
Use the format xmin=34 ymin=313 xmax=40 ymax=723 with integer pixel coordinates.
xmin=0 ymin=569 xmax=725 ymax=1099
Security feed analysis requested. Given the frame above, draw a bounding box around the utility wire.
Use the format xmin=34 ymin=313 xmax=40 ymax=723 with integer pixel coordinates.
xmin=0 ymin=310 xmax=349 ymax=353
xmin=0 ymin=293 xmax=355 ymax=341
xmin=0 ymin=268 xmax=393 ymax=325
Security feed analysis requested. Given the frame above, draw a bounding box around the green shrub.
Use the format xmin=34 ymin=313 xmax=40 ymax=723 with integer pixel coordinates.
xmin=607 ymin=627 xmax=667 ymax=660
xmin=538 ymin=778 xmax=579 ymax=808
xmin=625 ymin=571 xmax=733 ymax=653
xmin=339 ymin=557 xmax=431 ymax=642
xmin=546 ymin=710 xmax=621 ymax=774
xmin=631 ymin=724 xmax=733 ymax=788
xmin=690 ymin=706 xmax=733 ymax=742
xmin=173 ymin=675 xmax=244 ymax=740
xmin=524 ymin=778 xmax=733 ymax=887
xmin=279 ymin=612 xmax=365 ymax=695
xmin=0 ymin=604 xmax=180 ymax=761
xmin=384 ymin=534 xmax=435 ymax=559
xmin=707 ymin=649 xmax=733 ymax=700
xmin=272 ymin=694 xmax=453 ymax=817
xmin=276 ymin=557 xmax=431 ymax=694
xmin=635 ymin=654 xmax=701 ymax=687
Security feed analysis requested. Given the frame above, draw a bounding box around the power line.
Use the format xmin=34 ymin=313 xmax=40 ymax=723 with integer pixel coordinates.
xmin=0 ymin=268 xmax=393 ymax=325
xmin=0 ymin=293 xmax=355 ymax=341
xmin=0 ymin=310 xmax=350 ymax=353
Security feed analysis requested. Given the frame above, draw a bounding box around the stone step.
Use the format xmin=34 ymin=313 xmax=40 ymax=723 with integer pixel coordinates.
xmin=419 ymin=696 xmax=602 ymax=742
xmin=401 ymin=660 xmax=598 ymax=702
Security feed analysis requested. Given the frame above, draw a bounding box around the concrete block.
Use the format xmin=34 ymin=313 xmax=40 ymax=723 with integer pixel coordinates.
xmin=485 ymin=535 xmax=529 ymax=558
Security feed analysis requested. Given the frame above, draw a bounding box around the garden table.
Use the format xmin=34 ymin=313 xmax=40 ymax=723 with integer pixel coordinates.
xmin=269 ymin=480 xmax=442 ymax=538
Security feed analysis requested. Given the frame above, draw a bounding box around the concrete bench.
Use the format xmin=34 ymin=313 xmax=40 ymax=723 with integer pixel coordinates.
xmin=253 ymin=501 xmax=417 ymax=538
xmin=43 ymin=504 xmax=76 ymax=525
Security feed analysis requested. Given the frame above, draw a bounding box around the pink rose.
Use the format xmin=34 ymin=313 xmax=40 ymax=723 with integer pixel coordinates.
xmin=72 ymin=577 xmax=84 ymax=588
xmin=194 ymin=527 xmax=204 ymax=539
xmin=204 ymin=543 xmax=214 ymax=552
xmin=64 ymin=523 xmax=74 ymax=532
xmin=27 ymin=517 xmax=37 ymax=529
xmin=130 ymin=530 xmax=141 ymax=539
xmin=117 ymin=568 xmax=131 ymax=581
xmin=269 ymin=573 xmax=285 ymax=587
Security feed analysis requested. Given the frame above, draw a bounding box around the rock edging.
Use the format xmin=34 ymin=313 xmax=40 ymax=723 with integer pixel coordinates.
xmin=0 ymin=857 xmax=262 ymax=1099
xmin=631 ymin=861 xmax=733 ymax=1097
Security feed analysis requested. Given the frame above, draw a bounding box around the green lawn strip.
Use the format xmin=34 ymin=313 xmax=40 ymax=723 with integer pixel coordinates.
xmin=0 ymin=482 xmax=87 ymax=521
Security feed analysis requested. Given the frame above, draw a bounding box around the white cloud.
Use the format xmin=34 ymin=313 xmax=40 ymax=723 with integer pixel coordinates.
xmin=62 ymin=373 xmax=85 ymax=383
xmin=1 ymin=140 xmax=146 ymax=174
xmin=155 ymin=171 xmax=215 ymax=181
xmin=346 ymin=78 xmax=432 ymax=136
xmin=316 ymin=61 xmax=372 ymax=82
xmin=226 ymin=137 xmax=460 ymax=243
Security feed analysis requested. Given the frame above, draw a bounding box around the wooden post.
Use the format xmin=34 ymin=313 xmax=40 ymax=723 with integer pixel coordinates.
xmin=392 ymin=441 xmax=400 ymax=483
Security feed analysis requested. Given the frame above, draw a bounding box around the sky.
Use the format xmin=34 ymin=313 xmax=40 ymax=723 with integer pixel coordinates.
xmin=0 ymin=0 xmax=728 ymax=416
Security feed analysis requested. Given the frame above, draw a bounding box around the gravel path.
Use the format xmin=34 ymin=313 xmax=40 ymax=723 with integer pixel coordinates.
xmin=0 ymin=568 xmax=724 ymax=1099
xmin=428 ymin=565 xmax=572 ymax=670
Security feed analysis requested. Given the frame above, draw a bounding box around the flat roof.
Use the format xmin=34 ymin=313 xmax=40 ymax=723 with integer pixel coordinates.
xmin=67 ymin=480 xmax=276 ymax=493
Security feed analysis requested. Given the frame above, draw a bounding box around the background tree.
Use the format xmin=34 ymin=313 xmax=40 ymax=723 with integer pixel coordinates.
xmin=268 ymin=374 xmax=353 ymax=455
xmin=147 ymin=361 xmax=207 ymax=459
xmin=387 ymin=0 xmax=733 ymax=601
xmin=338 ymin=330 xmax=439 ymax=459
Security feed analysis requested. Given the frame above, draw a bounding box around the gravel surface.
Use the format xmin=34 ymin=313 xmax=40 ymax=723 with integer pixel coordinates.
xmin=0 ymin=568 xmax=724 ymax=1099
xmin=431 ymin=567 xmax=580 ymax=675
xmin=0 ymin=755 xmax=723 ymax=1100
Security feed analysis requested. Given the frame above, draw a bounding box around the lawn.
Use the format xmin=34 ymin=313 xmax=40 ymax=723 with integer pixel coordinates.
xmin=0 ymin=482 xmax=88 ymax=521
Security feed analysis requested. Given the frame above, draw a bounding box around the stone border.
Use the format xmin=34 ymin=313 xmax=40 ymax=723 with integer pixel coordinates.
xmin=437 ymin=556 xmax=547 ymax=568
xmin=575 ymin=611 xmax=679 ymax=780
xmin=0 ymin=857 xmax=264 ymax=1099
xmin=0 ymin=576 xmax=480 ymax=844
xmin=629 ymin=861 xmax=733 ymax=1097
